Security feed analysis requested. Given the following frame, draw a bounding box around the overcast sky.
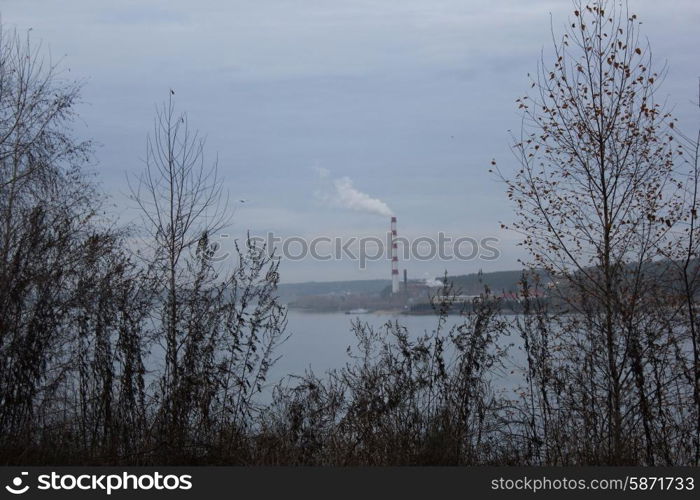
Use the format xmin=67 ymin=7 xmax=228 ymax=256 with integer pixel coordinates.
xmin=1 ymin=0 xmax=698 ymax=282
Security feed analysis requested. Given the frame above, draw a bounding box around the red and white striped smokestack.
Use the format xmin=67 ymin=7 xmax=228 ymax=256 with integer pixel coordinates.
xmin=391 ymin=216 xmax=399 ymax=294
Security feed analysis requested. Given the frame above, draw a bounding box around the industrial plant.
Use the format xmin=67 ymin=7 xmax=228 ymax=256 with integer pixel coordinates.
xmin=282 ymin=215 xmax=540 ymax=314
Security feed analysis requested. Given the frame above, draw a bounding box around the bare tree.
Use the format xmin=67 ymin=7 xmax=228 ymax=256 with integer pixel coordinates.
xmin=0 ymin=25 xmax=87 ymax=444
xmin=0 ymin=26 xmax=151 ymax=463
xmin=496 ymin=0 xmax=685 ymax=464
xmin=661 ymin=80 xmax=700 ymax=464
xmin=129 ymin=95 xmax=227 ymax=429
xmin=130 ymin=95 xmax=287 ymax=460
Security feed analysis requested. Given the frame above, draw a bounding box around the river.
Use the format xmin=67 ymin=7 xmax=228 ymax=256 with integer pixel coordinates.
xmin=265 ymin=309 xmax=524 ymax=394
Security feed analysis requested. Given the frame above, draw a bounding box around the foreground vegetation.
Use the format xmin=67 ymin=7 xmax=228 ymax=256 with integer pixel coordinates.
xmin=1 ymin=1 xmax=699 ymax=465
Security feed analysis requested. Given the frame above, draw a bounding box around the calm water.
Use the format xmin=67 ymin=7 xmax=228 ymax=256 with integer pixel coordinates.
xmin=266 ymin=310 xmax=524 ymax=394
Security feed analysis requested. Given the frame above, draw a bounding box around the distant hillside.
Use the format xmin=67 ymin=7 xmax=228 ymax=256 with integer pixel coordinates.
xmin=280 ymin=260 xmax=700 ymax=310
xmin=277 ymin=279 xmax=390 ymax=303
xmin=440 ymin=260 xmax=700 ymax=295
xmin=277 ymin=269 xmax=548 ymax=304
xmin=440 ymin=269 xmax=550 ymax=295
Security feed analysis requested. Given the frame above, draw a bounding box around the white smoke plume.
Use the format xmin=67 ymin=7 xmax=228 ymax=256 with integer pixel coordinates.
xmin=315 ymin=168 xmax=393 ymax=217
xmin=423 ymin=278 xmax=444 ymax=288
xmin=331 ymin=177 xmax=393 ymax=217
